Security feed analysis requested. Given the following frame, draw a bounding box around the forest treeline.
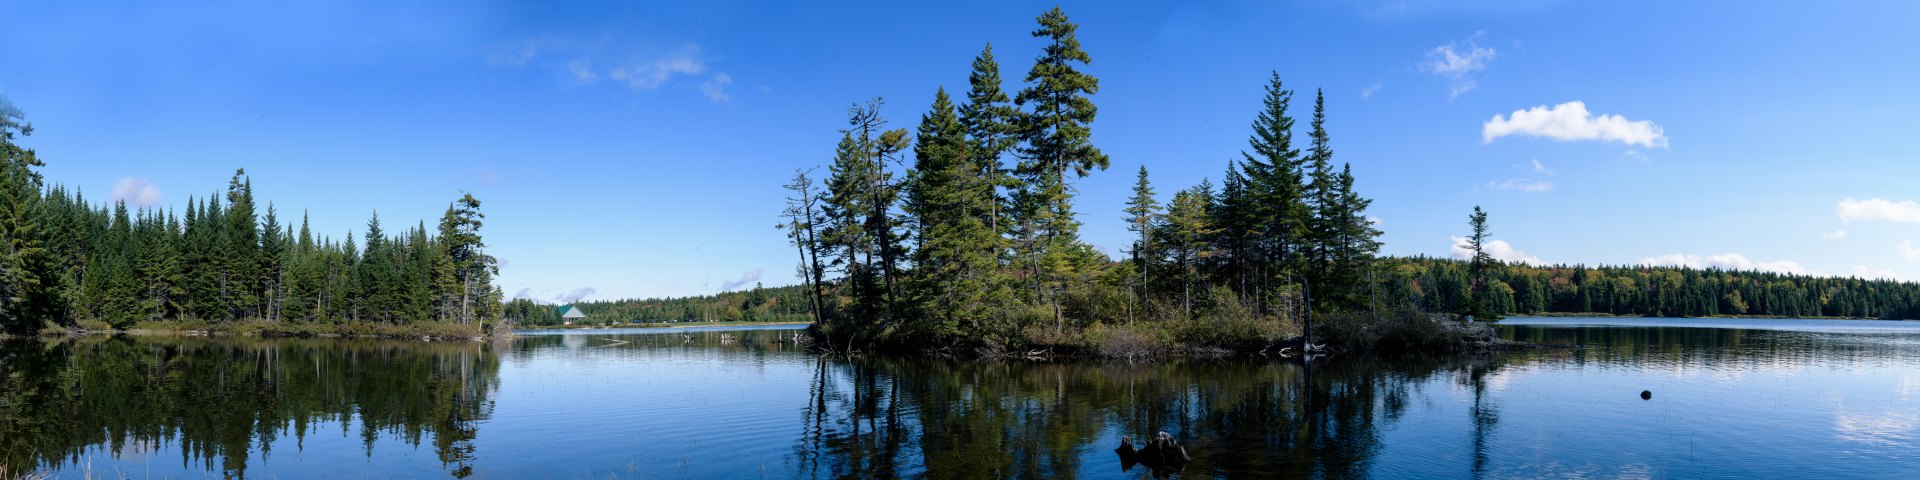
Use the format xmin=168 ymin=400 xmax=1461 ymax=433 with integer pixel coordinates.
xmin=504 ymin=282 xmax=814 ymax=326
xmin=0 ymin=96 xmax=505 ymax=336
xmin=776 ymin=8 xmax=1387 ymax=354
xmin=1382 ymin=256 xmax=1920 ymax=320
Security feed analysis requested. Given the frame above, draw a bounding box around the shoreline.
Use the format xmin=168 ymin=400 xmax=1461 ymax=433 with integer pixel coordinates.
xmin=1510 ymin=312 xmax=1919 ymax=321
xmin=8 ymin=319 xmax=510 ymax=341
xmin=512 ymin=321 xmax=813 ymax=331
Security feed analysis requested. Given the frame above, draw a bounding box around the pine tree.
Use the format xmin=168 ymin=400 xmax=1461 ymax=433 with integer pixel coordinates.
xmin=1303 ymin=91 xmax=1339 ymax=303
xmin=260 ymin=203 xmax=284 ymax=321
xmin=1122 ymin=165 xmax=1160 ymax=322
xmin=222 ymin=170 xmax=260 ymax=320
xmin=1238 ymin=72 xmax=1307 ymax=315
xmin=1159 ymin=182 xmax=1217 ymax=317
xmin=1464 ymin=205 xmax=1501 ymax=321
xmin=779 ymin=169 xmax=829 ymax=327
xmin=905 ymin=87 xmax=1001 ymax=340
xmin=958 ymin=44 xmax=1019 ymax=243
xmin=1015 ymin=6 xmax=1107 ymax=329
xmin=0 ymin=96 xmax=53 ymax=332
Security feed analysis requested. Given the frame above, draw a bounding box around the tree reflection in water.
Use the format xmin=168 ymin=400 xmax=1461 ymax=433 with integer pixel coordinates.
xmin=793 ymin=352 xmax=1512 ymax=479
xmin=0 ymin=336 xmax=499 ymax=479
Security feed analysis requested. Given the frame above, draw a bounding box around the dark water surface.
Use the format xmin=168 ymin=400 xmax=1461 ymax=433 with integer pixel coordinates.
xmin=3 ymin=318 xmax=1918 ymax=478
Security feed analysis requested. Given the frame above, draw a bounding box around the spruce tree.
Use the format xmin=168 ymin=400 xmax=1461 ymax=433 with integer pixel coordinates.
xmin=958 ymin=44 xmax=1019 ymax=242
xmin=1123 ymin=165 xmax=1160 ymax=321
xmin=1238 ymin=72 xmax=1307 ymax=315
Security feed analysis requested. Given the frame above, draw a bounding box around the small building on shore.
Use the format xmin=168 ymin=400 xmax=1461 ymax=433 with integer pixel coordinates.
xmin=558 ymin=305 xmax=587 ymax=325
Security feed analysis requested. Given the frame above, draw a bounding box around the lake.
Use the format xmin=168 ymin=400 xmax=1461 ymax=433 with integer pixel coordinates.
xmin=3 ymin=317 xmax=1918 ymax=479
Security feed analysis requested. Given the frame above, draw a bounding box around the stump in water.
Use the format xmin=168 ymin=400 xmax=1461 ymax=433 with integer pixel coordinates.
xmin=1117 ymin=431 xmax=1189 ymax=475
xmin=1641 ymin=390 xmax=1652 ymax=400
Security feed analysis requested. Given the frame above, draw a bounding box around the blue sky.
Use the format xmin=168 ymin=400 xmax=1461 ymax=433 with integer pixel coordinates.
xmin=3 ymin=1 xmax=1918 ymax=303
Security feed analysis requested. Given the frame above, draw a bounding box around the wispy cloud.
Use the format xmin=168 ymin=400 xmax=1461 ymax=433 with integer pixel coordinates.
xmin=1839 ymin=198 xmax=1920 ymax=223
xmin=554 ymin=287 xmax=597 ymax=304
xmin=699 ymin=73 xmax=733 ymax=102
xmin=1422 ymin=32 xmax=1497 ymax=98
xmin=719 ymin=268 xmax=763 ymax=291
xmin=1529 ymin=159 xmax=1553 ymax=175
xmin=1851 ymin=265 xmax=1901 ymax=280
xmin=1622 ymin=150 xmax=1651 ymax=162
xmin=1640 ymin=253 xmax=1808 ymax=275
xmin=608 ymin=45 xmax=708 ymax=90
xmin=1820 ymin=230 xmax=1847 ymax=240
xmin=1450 ymin=236 xmax=1543 ymax=265
xmin=1487 ymin=178 xmax=1552 ymax=192
xmin=566 ymin=59 xmax=599 ymax=84
xmin=493 ymin=39 xmax=730 ymax=102
xmin=1361 ymin=83 xmax=1383 ymax=100
xmin=111 ymin=177 xmax=163 ymax=207
xmin=1483 ymin=101 xmax=1669 ymax=148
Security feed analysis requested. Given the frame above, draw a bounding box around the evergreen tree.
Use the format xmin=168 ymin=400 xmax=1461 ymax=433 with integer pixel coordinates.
xmin=1463 ymin=206 xmax=1501 ymax=321
xmin=904 ymin=88 xmax=1002 ymax=340
xmin=0 ymin=96 xmax=53 ymax=332
xmin=1159 ymin=182 xmax=1217 ymax=317
xmin=958 ymin=44 xmax=1020 ymax=243
xmin=1014 ymin=6 xmax=1107 ymax=329
xmin=1238 ymin=72 xmax=1308 ymax=316
xmin=1123 ymin=165 xmax=1160 ymax=322
xmin=780 ymin=169 xmax=830 ymax=327
xmin=223 ymin=170 xmax=259 ymax=319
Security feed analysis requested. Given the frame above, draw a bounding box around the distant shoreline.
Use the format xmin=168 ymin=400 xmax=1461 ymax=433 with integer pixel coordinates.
xmin=1514 ymin=312 xmax=1918 ymax=321
xmin=513 ymin=321 xmax=813 ymax=332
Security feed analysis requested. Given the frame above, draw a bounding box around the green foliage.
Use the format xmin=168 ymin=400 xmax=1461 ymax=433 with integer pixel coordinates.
xmin=1380 ymin=255 xmax=1920 ymax=320
xmin=0 ymin=96 xmax=503 ymax=335
xmin=515 ymin=283 xmax=816 ymax=327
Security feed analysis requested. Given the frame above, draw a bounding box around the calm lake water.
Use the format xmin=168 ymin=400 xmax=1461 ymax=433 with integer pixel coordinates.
xmin=3 ymin=317 xmax=1918 ymax=479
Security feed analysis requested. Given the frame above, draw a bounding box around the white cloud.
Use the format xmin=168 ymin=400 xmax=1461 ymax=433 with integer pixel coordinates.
xmin=1482 ymin=101 xmax=1669 ymax=149
xmin=1851 ymin=265 xmax=1901 ymax=281
xmin=1367 ymin=216 xmax=1383 ymax=227
xmin=553 ymin=287 xmax=597 ymax=304
xmin=1900 ymin=240 xmax=1920 ymax=262
xmin=1529 ymin=159 xmax=1553 ymax=175
xmin=609 ymin=45 xmax=707 ymax=90
xmin=699 ymin=73 xmax=732 ymax=103
xmin=719 ymin=268 xmax=763 ymax=291
xmin=111 ymin=177 xmax=162 ymax=207
xmin=566 ymin=59 xmax=599 ymax=84
xmin=1640 ymin=253 xmax=1808 ymax=275
xmin=1838 ymin=198 xmax=1920 ymax=223
xmin=1487 ymin=178 xmax=1552 ymax=192
xmin=1422 ymin=32 xmax=1496 ymax=98
xmin=1450 ymin=236 xmax=1543 ymax=265
xmin=1820 ymin=230 xmax=1847 ymax=240
xmin=1361 ymin=83 xmax=1383 ymax=100
xmin=1623 ymin=150 xmax=1651 ymax=162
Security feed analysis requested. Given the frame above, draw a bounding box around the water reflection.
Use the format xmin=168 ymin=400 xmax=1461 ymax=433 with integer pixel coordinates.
xmin=0 ymin=336 xmax=499 ymax=479
xmin=790 ymin=352 xmax=1514 ymax=479
xmin=1 ymin=319 xmax=1916 ymax=478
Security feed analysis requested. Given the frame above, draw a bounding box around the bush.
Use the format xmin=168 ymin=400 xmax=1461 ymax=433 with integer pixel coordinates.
xmin=1086 ymin=322 xmax=1171 ymax=360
